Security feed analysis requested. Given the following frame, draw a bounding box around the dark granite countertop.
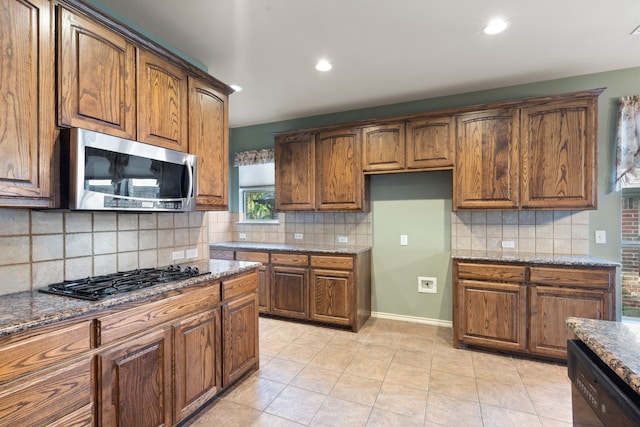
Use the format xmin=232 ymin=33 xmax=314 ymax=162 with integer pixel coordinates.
xmin=0 ymin=259 xmax=260 ymax=338
xmin=566 ymin=317 xmax=640 ymax=395
xmin=452 ymin=249 xmax=619 ymax=268
xmin=210 ymin=241 xmax=372 ymax=255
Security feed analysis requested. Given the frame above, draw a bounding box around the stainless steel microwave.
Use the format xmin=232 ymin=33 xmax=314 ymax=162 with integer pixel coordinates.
xmin=62 ymin=128 xmax=197 ymax=212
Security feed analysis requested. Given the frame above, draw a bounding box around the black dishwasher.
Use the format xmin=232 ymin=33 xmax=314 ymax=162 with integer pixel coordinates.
xmin=567 ymin=339 xmax=640 ymax=426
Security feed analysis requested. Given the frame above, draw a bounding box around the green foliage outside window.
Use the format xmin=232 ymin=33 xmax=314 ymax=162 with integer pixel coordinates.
xmin=243 ymin=189 xmax=277 ymax=220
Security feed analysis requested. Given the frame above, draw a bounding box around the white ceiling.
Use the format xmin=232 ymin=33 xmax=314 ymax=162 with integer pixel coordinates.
xmin=97 ymin=0 xmax=640 ymax=128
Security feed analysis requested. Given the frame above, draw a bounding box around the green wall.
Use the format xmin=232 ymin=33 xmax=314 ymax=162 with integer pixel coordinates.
xmin=370 ymin=172 xmax=453 ymax=322
xmin=231 ymin=66 xmax=640 ymax=322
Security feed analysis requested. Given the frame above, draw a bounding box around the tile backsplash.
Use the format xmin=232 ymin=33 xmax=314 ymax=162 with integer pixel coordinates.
xmin=0 ymin=209 xmax=209 ymax=295
xmin=208 ymin=211 xmax=372 ymax=247
xmin=451 ymin=210 xmax=590 ymax=255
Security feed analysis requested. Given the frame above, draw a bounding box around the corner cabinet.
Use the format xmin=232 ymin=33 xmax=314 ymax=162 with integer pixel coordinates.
xmin=0 ymin=0 xmax=56 ymax=208
xmin=57 ymin=6 xmax=136 ymax=139
xmin=453 ymin=89 xmax=602 ymax=210
xmin=137 ymin=49 xmax=189 ymax=152
xmin=453 ymin=259 xmax=615 ymax=360
xmin=189 ymin=77 xmax=229 ymax=210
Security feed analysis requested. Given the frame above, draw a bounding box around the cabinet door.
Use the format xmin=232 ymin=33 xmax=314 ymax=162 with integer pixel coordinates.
xmin=173 ymin=309 xmax=221 ymax=422
xmin=406 ymin=116 xmax=454 ymax=169
xmin=189 ymin=77 xmax=228 ymax=210
xmin=258 ymin=266 xmax=270 ymax=313
xmin=271 ymin=266 xmax=309 ymax=318
xmin=0 ymin=0 xmax=55 ymax=207
xmin=454 ymin=108 xmax=519 ymax=209
xmin=310 ymin=269 xmax=352 ymax=326
xmin=316 ymin=128 xmax=364 ymax=211
xmin=138 ymin=49 xmax=188 ymax=151
xmin=222 ymin=292 xmax=259 ymax=386
xmin=529 ymin=285 xmax=610 ymax=359
xmin=457 ymin=279 xmax=526 ymax=351
xmin=362 ymin=123 xmax=405 ymax=172
xmin=58 ymin=7 xmax=136 ymax=139
xmin=98 ymin=327 xmax=172 ymax=427
xmin=520 ymin=97 xmax=597 ymax=209
xmin=275 ymin=134 xmax=316 ymax=211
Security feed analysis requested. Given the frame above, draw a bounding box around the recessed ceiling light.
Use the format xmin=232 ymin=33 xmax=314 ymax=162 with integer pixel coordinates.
xmin=230 ymin=84 xmax=243 ymax=92
xmin=315 ymin=60 xmax=332 ymax=72
xmin=483 ymin=18 xmax=509 ymax=35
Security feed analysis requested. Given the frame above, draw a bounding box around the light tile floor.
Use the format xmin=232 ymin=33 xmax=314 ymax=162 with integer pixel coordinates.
xmin=184 ymin=316 xmax=572 ymax=427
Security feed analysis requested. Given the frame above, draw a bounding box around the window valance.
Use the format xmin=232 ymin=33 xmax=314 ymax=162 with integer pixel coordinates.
xmin=233 ymin=149 xmax=275 ymax=167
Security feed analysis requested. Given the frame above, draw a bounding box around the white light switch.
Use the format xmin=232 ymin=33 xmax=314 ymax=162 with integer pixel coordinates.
xmin=400 ymin=235 xmax=408 ymax=246
xmin=595 ymin=230 xmax=607 ymax=244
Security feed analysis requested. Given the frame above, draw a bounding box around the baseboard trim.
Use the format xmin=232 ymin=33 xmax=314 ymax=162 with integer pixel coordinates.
xmin=370 ymin=311 xmax=452 ymax=328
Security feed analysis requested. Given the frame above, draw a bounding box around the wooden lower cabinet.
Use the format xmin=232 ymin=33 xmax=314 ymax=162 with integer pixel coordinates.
xmin=529 ymin=285 xmax=610 ymax=359
xmin=271 ymin=266 xmax=309 ymax=319
xmin=98 ymin=327 xmax=173 ymax=427
xmin=0 ymin=270 xmax=259 ymax=426
xmin=457 ymin=279 xmax=526 ymax=352
xmin=0 ymin=358 xmax=93 ymax=427
xmin=222 ymin=291 xmax=260 ymax=386
xmin=210 ymin=247 xmax=372 ymax=332
xmin=310 ymin=268 xmax=352 ymax=326
xmin=453 ymin=260 xmax=615 ymax=360
xmin=173 ymin=308 xmax=221 ymax=422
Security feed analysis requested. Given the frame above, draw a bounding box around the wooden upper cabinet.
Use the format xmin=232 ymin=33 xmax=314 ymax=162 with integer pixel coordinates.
xmin=275 ymin=133 xmax=316 ymax=211
xmin=138 ymin=49 xmax=189 ymax=151
xmin=0 ymin=0 xmax=55 ymax=207
xmin=58 ymin=7 xmax=136 ymax=139
xmin=362 ymin=122 xmax=405 ymax=172
xmin=406 ymin=116 xmax=454 ymax=169
xmin=316 ymin=128 xmax=364 ymax=211
xmin=189 ymin=77 xmax=228 ymax=210
xmin=455 ymin=108 xmax=520 ymax=209
xmin=520 ymin=96 xmax=597 ymax=209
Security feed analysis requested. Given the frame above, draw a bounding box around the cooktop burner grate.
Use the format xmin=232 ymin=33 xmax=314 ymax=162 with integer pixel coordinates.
xmin=39 ymin=265 xmax=208 ymax=301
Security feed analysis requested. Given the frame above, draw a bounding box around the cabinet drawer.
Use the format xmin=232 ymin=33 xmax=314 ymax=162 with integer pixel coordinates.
xmin=223 ymin=272 xmax=259 ymax=300
xmin=210 ymin=249 xmax=235 ymax=260
xmin=97 ymin=283 xmax=220 ymax=345
xmin=457 ymin=263 xmax=526 ymax=282
xmin=529 ymin=267 xmax=613 ymax=288
xmin=310 ymin=255 xmax=353 ymax=270
xmin=0 ymin=320 xmax=91 ymax=384
xmin=271 ymin=253 xmax=308 ymax=266
xmin=236 ymin=251 xmax=269 ymax=263
xmin=0 ymin=358 xmax=93 ymax=427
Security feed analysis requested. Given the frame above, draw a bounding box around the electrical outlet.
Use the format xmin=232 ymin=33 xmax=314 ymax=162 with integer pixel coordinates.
xmin=595 ymin=230 xmax=606 ymax=244
xmin=418 ymin=277 xmax=437 ymax=293
xmin=239 ymin=233 xmax=247 ymax=240
xmin=337 ymin=236 xmax=348 ymax=243
xmin=294 ymin=233 xmax=303 ymax=240
xmin=172 ymin=250 xmax=185 ymax=261
xmin=186 ymin=248 xmax=198 ymax=259
xmin=400 ymin=235 xmax=408 ymax=246
xmin=501 ymin=240 xmax=515 ymax=249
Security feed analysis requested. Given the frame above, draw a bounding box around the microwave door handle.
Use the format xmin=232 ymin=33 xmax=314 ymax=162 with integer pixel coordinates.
xmin=185 ymin=158 xmax=194 ymax=202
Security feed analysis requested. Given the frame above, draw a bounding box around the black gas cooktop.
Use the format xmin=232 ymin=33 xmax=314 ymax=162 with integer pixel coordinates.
xmin=39 ymin=265 xmax=208 ymax=301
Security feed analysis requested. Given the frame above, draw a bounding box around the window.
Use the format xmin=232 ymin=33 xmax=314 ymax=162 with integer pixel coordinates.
xmin=241 ymin=186 xmax=277 ymax=221
xmin=238 ymin=162 xmax=277 ymax=222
